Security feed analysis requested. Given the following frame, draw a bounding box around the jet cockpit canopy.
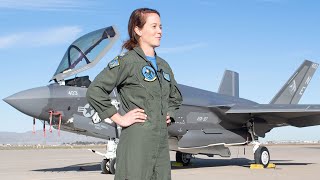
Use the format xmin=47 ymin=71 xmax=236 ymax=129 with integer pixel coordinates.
xmin=51 ymin=25 xmax=119 ymax=82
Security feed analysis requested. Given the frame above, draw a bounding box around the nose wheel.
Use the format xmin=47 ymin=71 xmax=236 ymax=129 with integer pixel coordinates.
xmin=101 ymin=158 xmax=116 ymax=174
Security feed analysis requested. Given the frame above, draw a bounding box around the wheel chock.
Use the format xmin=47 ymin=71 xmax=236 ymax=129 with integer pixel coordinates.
xmin=267 ymin=163 xmax=276 ymax=168
xmin=250 ymin=164 xmax=264 ymax=169
xmin=171 ymin=162 xmax=183 ymax=167
xmin=250 ymin=163 xmax=276 ymax=169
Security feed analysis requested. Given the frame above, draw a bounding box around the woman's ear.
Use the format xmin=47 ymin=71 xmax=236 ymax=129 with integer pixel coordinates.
xmin=134 ymin=26 xmax=142 ymax=37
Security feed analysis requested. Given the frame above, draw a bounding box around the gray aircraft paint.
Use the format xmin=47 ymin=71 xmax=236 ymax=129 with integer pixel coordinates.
xmin=218 ymin=70 xmax=239 ymax=98
xmin=270 ymin=60 xmax=318 ymax=104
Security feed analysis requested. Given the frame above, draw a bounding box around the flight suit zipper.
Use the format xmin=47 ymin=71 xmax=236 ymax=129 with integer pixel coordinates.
xmin=158 ymin=69 xmax=164 ymax=116
xmin=146 ymin=61 xmax=164 ymax=169
xmin=147 ymin=61 xmax=163 ymax=115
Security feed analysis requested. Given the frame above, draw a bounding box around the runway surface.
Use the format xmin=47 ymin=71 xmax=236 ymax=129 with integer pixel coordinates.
xmin=1 ymin=144 xmax=319 ymax=180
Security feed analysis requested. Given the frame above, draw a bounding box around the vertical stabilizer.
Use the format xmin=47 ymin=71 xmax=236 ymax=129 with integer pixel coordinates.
xmin=218 ymin=70 xmax=239 ymax=98
xmin=270 ymin=60 xmax=318 ymax=104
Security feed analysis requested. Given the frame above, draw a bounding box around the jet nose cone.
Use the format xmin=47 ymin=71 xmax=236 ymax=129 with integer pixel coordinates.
xmin=3 ymin=86 xmax=50 ymax=118
xmin=3 ymin=96 xmax=10 ymax=104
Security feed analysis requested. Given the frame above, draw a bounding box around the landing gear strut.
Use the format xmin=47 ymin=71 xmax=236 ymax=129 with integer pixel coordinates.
xmin=176 ymin=151 xmax=192 ymax=166
xmin=247 ymin=120 xmax=270 ymax=168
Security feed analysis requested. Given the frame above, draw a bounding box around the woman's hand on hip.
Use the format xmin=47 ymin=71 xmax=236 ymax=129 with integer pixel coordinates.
xmin=166 ymin=114 xmax=171 ymax=126
xmin=111 ymin=108 xmax=147 ymax=127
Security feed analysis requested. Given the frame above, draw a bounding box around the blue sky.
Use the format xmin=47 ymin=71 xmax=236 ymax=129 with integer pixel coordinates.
xmin=1 ymin=0 xmax=320 ymax=141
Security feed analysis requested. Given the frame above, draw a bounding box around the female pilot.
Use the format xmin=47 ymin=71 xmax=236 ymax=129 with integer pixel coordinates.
xmin=87 ymin=8 xmax=182 ymax=180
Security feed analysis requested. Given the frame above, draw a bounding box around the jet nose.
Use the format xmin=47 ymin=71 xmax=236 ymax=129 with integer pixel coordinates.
xmin=3 ymin=86 xmax=50 ymax=118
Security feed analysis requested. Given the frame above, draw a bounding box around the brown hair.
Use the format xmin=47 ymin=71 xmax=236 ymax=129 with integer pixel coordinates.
xmin=122 ymin=8 xmax=160 ymax=50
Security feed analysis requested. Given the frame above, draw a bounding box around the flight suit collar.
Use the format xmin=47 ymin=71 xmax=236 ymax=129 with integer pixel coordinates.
xmin=133 ymin=47 xmax=170 ymax=80
xmin=133 ymin=46 xmax=148 ymax=61
xmin=133 ymin=46 xmax=161 ymax=67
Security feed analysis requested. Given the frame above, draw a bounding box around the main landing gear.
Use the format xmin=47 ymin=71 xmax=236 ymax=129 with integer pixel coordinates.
xmin=252 ymin=142 xmax=270 ymax=168
xmin=176 ymin=151 xmax=192 ymax=166
xmin=247 ymin=121 xmax=270 ymax=168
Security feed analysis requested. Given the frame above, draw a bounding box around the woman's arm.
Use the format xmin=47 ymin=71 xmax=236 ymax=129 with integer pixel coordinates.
xmin=86 ymin=57 xmax=147 ymax=127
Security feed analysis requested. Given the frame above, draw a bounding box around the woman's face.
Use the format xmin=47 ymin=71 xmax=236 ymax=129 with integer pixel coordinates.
xmin=136 ymin=13 xmax=162 ymax=48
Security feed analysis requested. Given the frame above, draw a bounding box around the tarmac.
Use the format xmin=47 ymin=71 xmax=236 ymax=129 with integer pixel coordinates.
xmin=0 ymin=144 xmax=319 ymax=180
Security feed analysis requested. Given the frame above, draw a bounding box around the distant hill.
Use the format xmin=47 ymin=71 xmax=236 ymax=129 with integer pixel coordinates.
xmin=0 ymin=130 xmax=106 ymax=145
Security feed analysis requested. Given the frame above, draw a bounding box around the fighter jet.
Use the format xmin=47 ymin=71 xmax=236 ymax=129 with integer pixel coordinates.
xmin=4 ymin=25 xmax=320 ymax=174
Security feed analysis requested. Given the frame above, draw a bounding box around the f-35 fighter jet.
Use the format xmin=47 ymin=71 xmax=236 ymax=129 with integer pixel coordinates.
xmin=4 ymin=26 xmax=320 ymax=174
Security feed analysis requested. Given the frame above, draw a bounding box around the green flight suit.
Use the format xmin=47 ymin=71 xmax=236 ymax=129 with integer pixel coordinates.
xmin=86 ymin=47 xmax=183 ymax=180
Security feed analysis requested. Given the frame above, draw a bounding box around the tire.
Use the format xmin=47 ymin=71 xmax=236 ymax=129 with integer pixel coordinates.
xmin=254 ymin=146 xmax=270 ymax=168
xmin=109 ymin=158 xmax=116 ymax=174
xmin=101 ymin=159 xmax=110 ymax=174
xmin=176 ymin=151 xmax=191 ymax=166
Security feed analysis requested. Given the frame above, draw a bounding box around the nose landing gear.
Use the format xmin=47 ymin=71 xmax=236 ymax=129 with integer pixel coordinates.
xmin=101 ymin=158 xmax=116 ymax=174
xmin=89 ymin=139 xmax=118 ymax=174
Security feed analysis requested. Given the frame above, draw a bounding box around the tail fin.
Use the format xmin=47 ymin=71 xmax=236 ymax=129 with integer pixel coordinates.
xmin=218 ymin=70 xmax=239 ymax=98
xmin=270 ymin=60 xmax=318 ymax=104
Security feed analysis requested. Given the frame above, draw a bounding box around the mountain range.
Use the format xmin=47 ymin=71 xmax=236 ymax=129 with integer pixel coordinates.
xmin=0 ymin=130 xmax=105 ymax=145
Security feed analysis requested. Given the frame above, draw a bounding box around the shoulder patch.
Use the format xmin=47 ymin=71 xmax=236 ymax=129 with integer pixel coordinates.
xmin=108 ymin=56 xmax=120 ymax=69
xmin=163 ymin=71 xmax=171 ymax=82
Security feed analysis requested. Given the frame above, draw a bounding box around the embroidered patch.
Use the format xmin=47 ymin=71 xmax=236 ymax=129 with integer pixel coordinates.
xmin=162 ymin=71 xmax=171 ymax=82
xmin=142 ymin=66 xmax=157 ymax=82
xmin=108 ymin=56 xmax=120 ymax=69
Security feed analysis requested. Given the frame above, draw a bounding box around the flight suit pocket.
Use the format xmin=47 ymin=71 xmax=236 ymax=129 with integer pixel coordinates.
xmin=161 ymin=70 xmax=171 ymax=98
xmin=135 ymin=64 xmax=161 ymax=97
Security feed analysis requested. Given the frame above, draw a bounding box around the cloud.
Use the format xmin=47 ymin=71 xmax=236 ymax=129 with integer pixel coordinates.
xmin=157 ymin=43 xmax=207 ymax=54
xmin=0 ymin=34 xmax=20 ymax=48
xmin=0 ymin=26 xmax=82 ymax=49
xmin=0 ymin=0 xmax=98 ymax=11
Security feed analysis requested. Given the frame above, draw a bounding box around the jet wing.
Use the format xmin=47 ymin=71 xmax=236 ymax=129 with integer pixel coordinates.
xmin=226 ymin=104 xmax=320 ymax=128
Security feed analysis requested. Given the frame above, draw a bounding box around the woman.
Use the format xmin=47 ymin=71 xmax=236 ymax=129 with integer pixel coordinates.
xmin=86 ymin=8 xmax=182 ymax=180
